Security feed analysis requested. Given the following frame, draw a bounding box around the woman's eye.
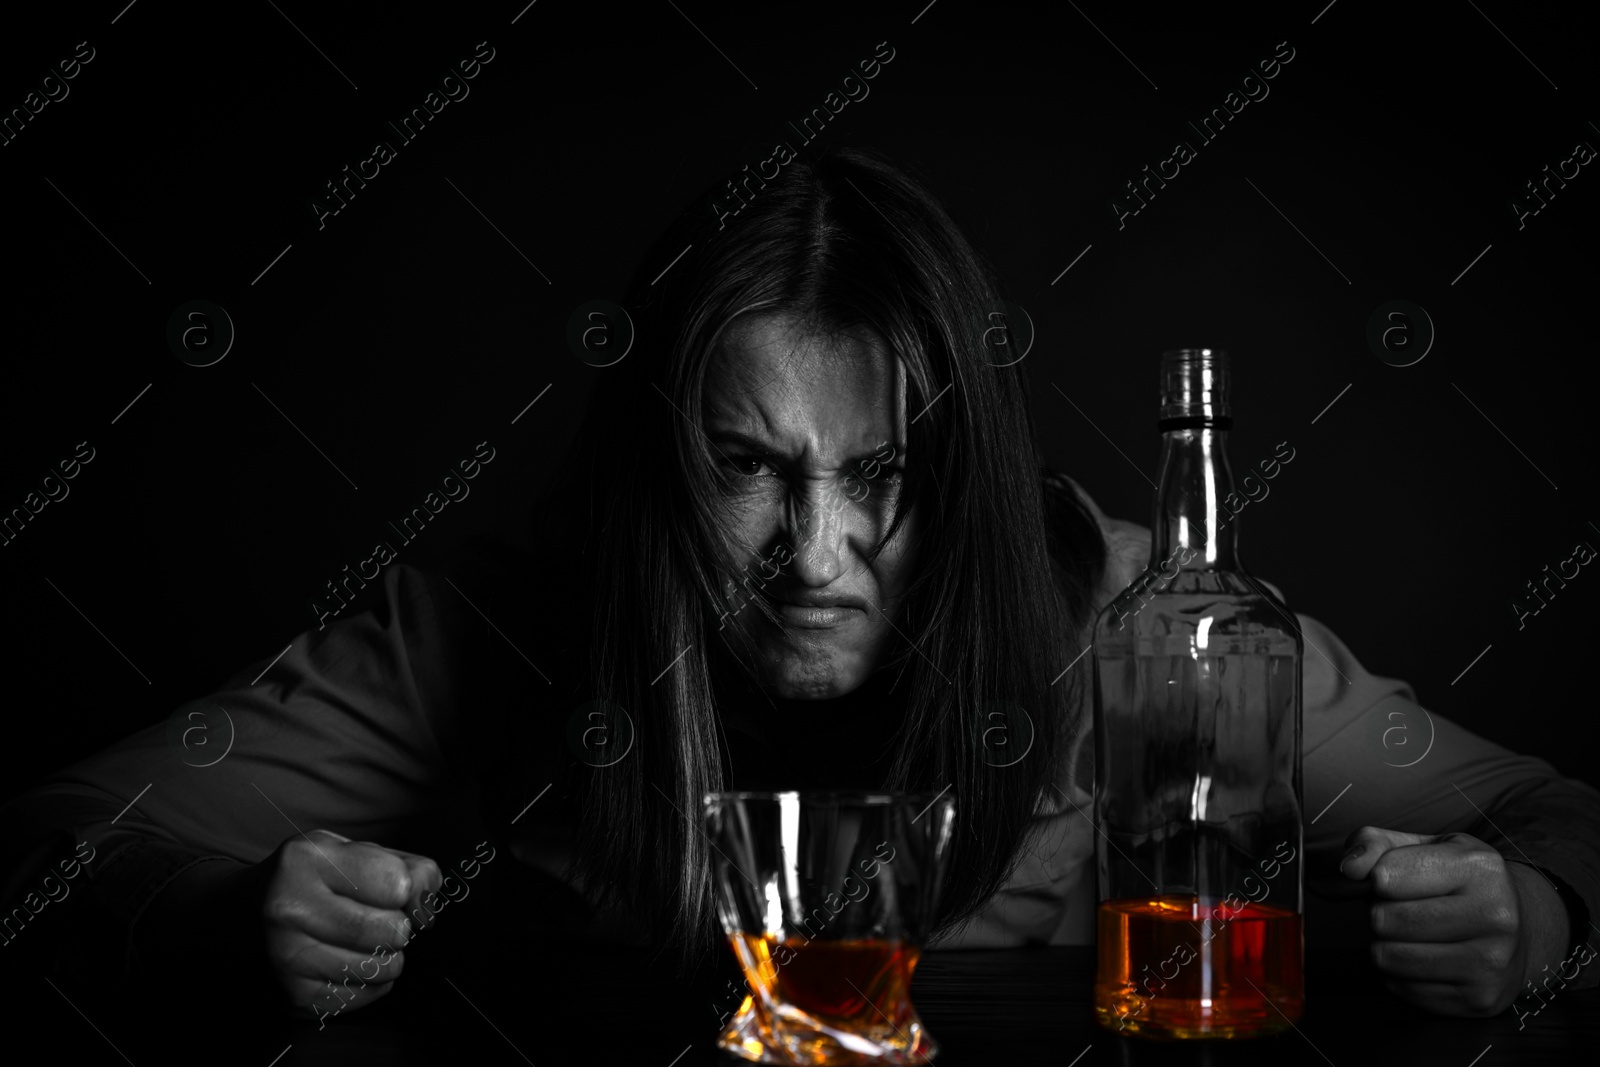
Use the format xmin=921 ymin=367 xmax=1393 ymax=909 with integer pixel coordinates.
xmin=725 ymin=455 xmax=776 ymax=478
xmin=861 ymin=464 xmax=905 ymax=483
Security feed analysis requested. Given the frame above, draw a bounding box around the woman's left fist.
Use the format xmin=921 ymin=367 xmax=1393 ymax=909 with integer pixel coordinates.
xmin=1339 ymin=826 xmax=1571 ymax=1016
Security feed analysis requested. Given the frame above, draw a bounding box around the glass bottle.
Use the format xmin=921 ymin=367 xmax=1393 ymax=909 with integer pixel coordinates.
xmin=1090 ymin=348 xmax=1305 ymax=1039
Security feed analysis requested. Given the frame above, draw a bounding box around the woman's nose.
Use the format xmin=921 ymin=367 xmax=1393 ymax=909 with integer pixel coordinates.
xmin=787 ymin=483 xmax=847 ymax=586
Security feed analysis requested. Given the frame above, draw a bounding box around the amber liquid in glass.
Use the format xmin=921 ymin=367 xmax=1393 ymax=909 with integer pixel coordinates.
xmin=721 ymin=934 xmax=932 ymax=1065
xmin=1095 ymin=895 xmax=1303 ymax=1039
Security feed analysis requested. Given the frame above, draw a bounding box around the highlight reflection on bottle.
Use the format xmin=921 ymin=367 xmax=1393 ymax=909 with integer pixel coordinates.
xmin=1091 ymin=348 xmax=1305 ymax=1039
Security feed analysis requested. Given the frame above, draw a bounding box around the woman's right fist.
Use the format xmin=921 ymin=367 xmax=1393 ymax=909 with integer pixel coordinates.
xmin=258 ymin=830 xmax=442 ymax=1019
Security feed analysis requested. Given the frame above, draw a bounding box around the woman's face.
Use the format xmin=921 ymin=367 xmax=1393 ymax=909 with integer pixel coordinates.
xmin=703 ymin=311 xmax=918 ymax=700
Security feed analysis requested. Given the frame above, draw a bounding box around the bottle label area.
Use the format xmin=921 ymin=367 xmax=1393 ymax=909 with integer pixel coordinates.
xmin=1114 ymin=635 xmax=1300 ymax=657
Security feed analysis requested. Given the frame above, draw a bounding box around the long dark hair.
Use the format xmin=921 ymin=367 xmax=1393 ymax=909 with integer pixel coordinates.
xmin=555 ymin=145 xmax=1105 ymax=967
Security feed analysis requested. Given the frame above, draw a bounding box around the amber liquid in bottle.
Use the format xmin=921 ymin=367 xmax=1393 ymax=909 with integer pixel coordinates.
xmin=1096 ymin=897 xmax=1303 ymax=1038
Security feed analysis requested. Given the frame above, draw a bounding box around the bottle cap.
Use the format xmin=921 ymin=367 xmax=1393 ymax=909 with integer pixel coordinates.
xmin=1158 ymin=348 xmax=1232 ymax=430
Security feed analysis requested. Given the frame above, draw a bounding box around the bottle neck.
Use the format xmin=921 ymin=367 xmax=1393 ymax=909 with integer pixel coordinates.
xmin=1150 ymin=427 xmax=1240 ymax=571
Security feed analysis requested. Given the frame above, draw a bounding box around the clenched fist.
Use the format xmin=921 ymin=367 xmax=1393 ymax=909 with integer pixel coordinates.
xmin=1338 ymin=826 xmax=1573 ymax=1016
xmin=258 ymin=830 xmax=442 ymax=1019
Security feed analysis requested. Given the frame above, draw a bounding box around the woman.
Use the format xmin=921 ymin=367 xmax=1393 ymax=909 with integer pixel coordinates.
xmin=2 ymin=147 xmax=1595 ymax=1031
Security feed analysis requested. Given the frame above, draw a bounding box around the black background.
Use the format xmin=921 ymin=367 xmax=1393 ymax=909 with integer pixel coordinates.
xmin=2 ymin=0 xmax=1595 ymax=806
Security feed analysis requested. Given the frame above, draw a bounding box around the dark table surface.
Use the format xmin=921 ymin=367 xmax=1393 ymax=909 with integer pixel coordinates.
xmin=21 ymin=940 xmax=1597 ymax=1065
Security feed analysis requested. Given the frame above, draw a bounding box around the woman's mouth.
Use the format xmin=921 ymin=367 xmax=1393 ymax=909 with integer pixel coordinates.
xmin=778 ymin=603 xmax=863 ymax=628
xmin=768 ymin=588 xmax=869 ymax=629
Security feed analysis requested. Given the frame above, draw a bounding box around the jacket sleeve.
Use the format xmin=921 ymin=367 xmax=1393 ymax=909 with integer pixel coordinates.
xmin=1297 ymin=610 xmax=1600 ymax=987
xmin=0 ymin=564 xmax=475 ymax=987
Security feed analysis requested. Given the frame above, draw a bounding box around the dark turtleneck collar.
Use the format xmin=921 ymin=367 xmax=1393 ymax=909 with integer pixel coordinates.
xmin=710 ymin=653 xmax=907 ymax=792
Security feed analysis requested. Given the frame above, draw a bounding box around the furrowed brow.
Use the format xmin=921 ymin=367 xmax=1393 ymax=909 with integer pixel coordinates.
xmin=706 ymin=429 xmax=788 ymax=462
xmin=707 ymin=429 xmax=903 ymax=467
